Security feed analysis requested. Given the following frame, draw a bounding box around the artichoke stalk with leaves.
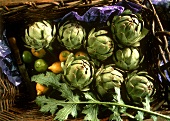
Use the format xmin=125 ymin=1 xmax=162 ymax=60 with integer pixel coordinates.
xmin=109 ymin=9 xmax=149 ymax=47
xmin=61 ymin=53 xmax=94 ymax=91
xmin=113 ymin=47 xmax=144 ymax=71
xmin=57 ymin=21 xmax=86 ymax=50
xmin=125 ymin=70 xmax=154 ymax=104
xmin=24 ymin=20 xmax=56 ymax=51
xmin=95 ymin=64 xmax=124 ymax=101
xmin=86 ymin=28 xmax=114 ymax=61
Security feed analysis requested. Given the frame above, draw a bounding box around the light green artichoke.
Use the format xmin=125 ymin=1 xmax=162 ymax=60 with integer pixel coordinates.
xmin=24 ymin=20 xmax=56 ymax=51
xmin=110 ymin=9 xmax=149 ymax=47
xmin=95 ymin=65 xmax=124 ymax=101
xmin=125 ymin=71 xmax=154 ymax=104
xmin=86 ymin=28 xmax=114 ymax=61
xmin=113 ymin=47 xmax=144 ymax=71
xmin=57 ymin=21 xmax=86 ymax=50
xmin=61 ymin=53 xmax=94 ymax=91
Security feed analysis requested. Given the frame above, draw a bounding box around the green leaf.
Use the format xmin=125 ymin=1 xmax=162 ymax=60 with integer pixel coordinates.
xmin=142 ymin=95 xmax=151 ymax=111
xmin=54 ymin=104 xmax=78 ymax=121
xmin=151 ymin=115 xmax=157 ymax=121
xmin=58 ymin=83 xmax=79 ymax=102
xmin=31 ymin=72 xmax=61 ymax=89
xmin=109 ymin=107 xmax=122 ymax=121
xmin=135 ymin=111 xmax=144 ymax=121
xmin=84 ymin=92 xmax=99 ymax=102
xmin=53 ymin=83 xmax=80 ymax=120
xmin=35 ymin=96 xmax=60 ymax=115
xmin=82 ymin=104 xmax=99 ymax=121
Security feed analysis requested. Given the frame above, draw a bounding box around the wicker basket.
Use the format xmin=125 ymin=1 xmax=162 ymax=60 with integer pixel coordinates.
xmin=0 ymin=0 xmax=170 ymax=120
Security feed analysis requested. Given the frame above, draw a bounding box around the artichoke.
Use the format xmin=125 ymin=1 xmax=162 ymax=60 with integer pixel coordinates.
xmin=86 ymin=28 xmax=114 ymax=61
xmin=125 ymin=71 xmax=154 ymax=104
xmin=110 ymin=9 xmax=149 ymax=47
xmin=113 ymin=47 xmax=144 ymax=71
xmin=24 ymin=20 xmax=56 ymax=51
xmin=57 ymin=21 xmax=86 ymax=50
xmin=61 ymin=53 xmax=94 ymax=91
xmin=95 ymin=65 xmax=124 ymax=101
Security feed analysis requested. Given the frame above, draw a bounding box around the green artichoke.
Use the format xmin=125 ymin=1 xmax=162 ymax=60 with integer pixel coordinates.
xmin=95 ymin=65 xmax=124 ymax=101
xmin=86 ymin=28 xmax=114 ymax=61
xmin=61 ymin=53 xmax=94 ymax=91
xmin=57 ymin=21 xmax=86 ymax=50
xmin=110 ymin=9 xmax=149 ymax=47
xmin=113 ymin=47 xmax=143 ymax=71
xmin=24 ymin=20 xmax=56 ymax=51
xmin=125 ymin=71 xmax=154 ymax=104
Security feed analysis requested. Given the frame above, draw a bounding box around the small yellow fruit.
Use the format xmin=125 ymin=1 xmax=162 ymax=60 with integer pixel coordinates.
xmin=48 ymin=61 xmax=63 ymax=74
xmin=31 ymin=48 xmax=46 ymax=58
xmin=59 ymin=50 xmax=71 ymax=62
xmin=36 ymin=83 xmax=49 ymax=96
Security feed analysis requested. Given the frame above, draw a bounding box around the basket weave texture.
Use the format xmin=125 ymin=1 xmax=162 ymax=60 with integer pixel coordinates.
xmin=0 ymin=0 xmax=170 ymax=120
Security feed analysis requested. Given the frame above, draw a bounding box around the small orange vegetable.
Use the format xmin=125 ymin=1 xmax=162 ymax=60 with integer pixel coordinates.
xmin=36 ymin=83 xmax=49 ymax=96
xmin=31 ymin=48 xmax=46 ymax=58
xmin=59 ymin=50 xmax=71 ymax=62
xmin=75 ymin=51 xmax=88 ymax=57
xmin=48 ymin=61 xmax=63 ymax=74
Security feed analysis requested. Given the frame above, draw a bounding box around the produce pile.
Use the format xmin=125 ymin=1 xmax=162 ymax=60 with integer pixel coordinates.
xmin=11 ymin=3 xmax=170 ymax=121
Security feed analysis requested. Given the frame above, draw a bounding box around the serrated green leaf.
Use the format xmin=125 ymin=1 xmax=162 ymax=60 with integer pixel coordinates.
xmin=151 ymin=115 xmax=157 ymax=121
xmin=109 ymin=108 xmax=122 ymax=121
xmin=84 ymin=92 xmax=98 ymax=102
xmin=82 ymin=104 xmax=99 ymax=121
xmin=35 ymin=96 xmax=60 ymax=115
xmin=54 ymin=104 xmax=78 ymax=121
xmin=114 ymin=87 xmax=121 ymax=102
xmin=142 ymin=95 xmax=151 ymax=111
xmin=135 ymin=111 xmax=144 ymax=121
xmin=31 ymin=72 xmax=61 ymax=89
xmin=58 ymin=83 xmax=79 ymax=102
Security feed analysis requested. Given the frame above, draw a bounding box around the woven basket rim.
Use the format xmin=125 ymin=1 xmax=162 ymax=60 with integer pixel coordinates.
xmin=0 ymin=0 xmax=170 ymax=120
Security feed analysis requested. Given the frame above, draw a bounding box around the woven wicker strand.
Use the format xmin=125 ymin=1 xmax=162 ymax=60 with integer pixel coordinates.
xmin=0 ymin=68 xmax=18 ymax=112
xmin=0 ymin=0 xmax=169 ymax=120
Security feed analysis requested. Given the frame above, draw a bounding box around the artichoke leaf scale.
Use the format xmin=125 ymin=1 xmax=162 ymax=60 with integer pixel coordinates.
xmin=116 ymin=32 xmax=128 ymax=45
xmin=63 ymin=23 xmax=73 ymax=30
xmin=95 ymin=30 xmax=108 ymax=36
xmin=87 ymin=47 xmax=96 ymax=55
xmin=95 ymin=43 xmax=110 ymax=54
xmin=131 ymin=49 xmax=140 ymax=59
xmin=59 ymin=25 xmax=64 ymax=37
xmin=87 ymin=36 xmax=96 ymax=46
xmin=103 ymin=81 xmax=115 ymax=90
xmin=77 ymin=75 xmax=91 ymax=88
xmin=110 ymin=70 xmax=123 ymax=78
xmin=43 ymin=27 xmax=53 ymax=39
xmin=123 ymin=48 xmax=132 ymax=59
xmin=29 ymin=27 xmax=42 ymax=39
xmin=101 ymin=73 xmax=112 ymax=82
xmin=70 ymin=27 xmax=79 ymax=38
xmin=115 ymin=50 xmax=124 ymax=61
xmin=103 ymin=67 xmax=114 ymax=73
xmin=66 ymin=73 xmax=77 ymax=85
xmin=115 ymin=16 xmax=131 ymax=25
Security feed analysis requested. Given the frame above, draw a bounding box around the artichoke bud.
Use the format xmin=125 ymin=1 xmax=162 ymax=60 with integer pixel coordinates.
xmin=87 ymin=28 xmax=114 ymax=61
xmin=62 ymin=53 xmax=94 ymax=91
xmin=57 ymin=21 xmax=86 ymax=51
xmin=23 ymin=20 xmax=56 ymax=51
xmin=125 ymin=70 xmax=154 ymax=104
xmin=95 ymin=64 xmax=124 ymax=101
xmin=113 ymin=47 xmax=143 ymax=71
xmin=110 ymin=9 xmax=149 ymax=48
